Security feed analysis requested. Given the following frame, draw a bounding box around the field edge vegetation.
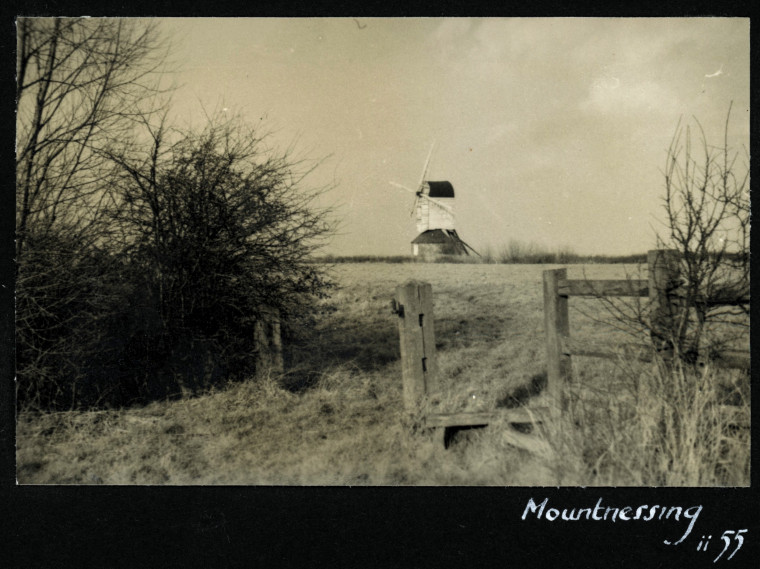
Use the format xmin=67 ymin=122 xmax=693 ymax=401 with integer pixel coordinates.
xmin=314 ymin=240 xmax=648 ymax=265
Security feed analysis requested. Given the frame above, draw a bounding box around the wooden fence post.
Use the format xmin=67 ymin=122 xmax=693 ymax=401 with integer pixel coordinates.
xmin=543 ymin=268 xmax=570 ymax=411
xmin=647 ymin=249 xmax=682 ymax=355
xmin=254 ymin=307 xmax=284 ymax=376
xmin=393 ymin=280 xmax=439 ymax=412
xmin=269 ymin=309 xmax=284 ymax=373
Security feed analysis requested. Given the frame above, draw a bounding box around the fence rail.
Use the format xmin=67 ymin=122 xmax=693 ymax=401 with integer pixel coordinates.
xmin=559 ymin=337 xmax=750 ymax=370
xmin=556 ymin=279 xmax=750 ymax=305
xmin=558 ymin=279 xmax=649 ymax=297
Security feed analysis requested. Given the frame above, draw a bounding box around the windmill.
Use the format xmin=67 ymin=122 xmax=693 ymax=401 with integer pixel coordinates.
xmin=390 ymin=144 xmax=479 ymax=259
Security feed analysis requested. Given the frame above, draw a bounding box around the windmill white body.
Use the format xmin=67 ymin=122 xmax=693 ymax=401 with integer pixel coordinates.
xmin=414 ymin=182 xmax=455 ymax=233
xmin=390 ymin=145 xmax=476 ymax=259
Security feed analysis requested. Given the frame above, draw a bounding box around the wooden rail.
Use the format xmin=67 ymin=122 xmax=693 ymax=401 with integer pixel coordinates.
xmin=558 ymin=279 xmax=649 ymax=298
xmin=557 ymin=278 xmax=750 ymax=306
xmin=560 ymin=337 xmax=750 ymax=370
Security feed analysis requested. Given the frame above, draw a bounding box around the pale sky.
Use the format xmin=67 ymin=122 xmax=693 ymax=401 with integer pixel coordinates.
xmin=160 ymin=18 xmax=749 ymax=256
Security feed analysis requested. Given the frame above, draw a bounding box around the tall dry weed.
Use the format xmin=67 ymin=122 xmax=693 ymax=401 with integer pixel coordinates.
xmin=534 ymin=356 xmax=749 ymax=486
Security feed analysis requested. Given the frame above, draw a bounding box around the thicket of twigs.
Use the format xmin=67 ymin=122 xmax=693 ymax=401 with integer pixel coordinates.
xmin=16 ymin=19 xmax=332 ymax=410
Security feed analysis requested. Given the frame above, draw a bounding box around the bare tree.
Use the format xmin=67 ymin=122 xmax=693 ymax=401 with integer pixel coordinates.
xmin=16 ymin=17 xmax=170 ymax=264
xmin=576 ymin=105 xmax=749 ymax=367
xmin=15 ymin=18 xmax=172 ymax=409
xmin=659 ymin=102 xmax=749 ymax=361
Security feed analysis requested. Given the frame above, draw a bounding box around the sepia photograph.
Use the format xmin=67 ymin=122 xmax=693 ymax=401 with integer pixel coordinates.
xmin=15 ymin=17 xmax=749 ymax=487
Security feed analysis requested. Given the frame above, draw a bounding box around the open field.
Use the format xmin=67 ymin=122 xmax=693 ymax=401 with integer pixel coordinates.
xmin=16 ymin=263 xmax=749 ymax=485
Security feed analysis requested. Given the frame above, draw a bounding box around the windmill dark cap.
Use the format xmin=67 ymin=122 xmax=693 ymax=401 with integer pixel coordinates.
xmin=426 ymin=181 xmax=455 ymax=198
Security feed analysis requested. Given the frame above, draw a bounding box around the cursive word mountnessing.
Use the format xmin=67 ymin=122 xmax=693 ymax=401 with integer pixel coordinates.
xmin=521 ymin=497 xmax=702 ymax=546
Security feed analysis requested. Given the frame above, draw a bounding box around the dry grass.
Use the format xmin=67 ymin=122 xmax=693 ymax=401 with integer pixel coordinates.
xmin=534 ymin=358 xmax=750 ymax=486
xmin=16 ymin=263 xmax=749 ymax=485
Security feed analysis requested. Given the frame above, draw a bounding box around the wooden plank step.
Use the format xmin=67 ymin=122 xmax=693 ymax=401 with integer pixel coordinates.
xmin=426 ymin=406 xmax=550 ymax=428
xmin=436 ymin=408 xmax=553 ymax=454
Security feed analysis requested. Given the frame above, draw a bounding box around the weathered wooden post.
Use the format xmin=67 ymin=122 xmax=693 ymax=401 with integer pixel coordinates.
xmin=269 ymin=310 xmax=284 ymax=373
xmin=254 ymin=307 xmax=284 ymax=376
xmin=392 ymin=280 xmax=439 ymax=412
xmin=543 ymin=268 xmax=571 ymax=411
xmin=647 ymin=249 xmax=682 ymax=356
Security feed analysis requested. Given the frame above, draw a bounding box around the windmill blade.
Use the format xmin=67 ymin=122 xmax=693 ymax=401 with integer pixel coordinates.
xmin=418 ymin=141 xmax=436 ymax=189
xmin=419 ymin=193 xmax=454 ymax=213
xmin=390 ymin=181 xmax=421 ymax=217
xmin=390 ymin=181 xmax=419 ymax=195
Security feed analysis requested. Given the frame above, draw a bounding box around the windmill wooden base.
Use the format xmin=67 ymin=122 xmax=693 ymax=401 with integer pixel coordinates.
xmin=411 ymin=229 xmax=478 ymax=259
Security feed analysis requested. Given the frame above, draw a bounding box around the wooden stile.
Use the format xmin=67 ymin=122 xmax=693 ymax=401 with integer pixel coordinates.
xmin=393 ymin=280 xmax=547 ymax=451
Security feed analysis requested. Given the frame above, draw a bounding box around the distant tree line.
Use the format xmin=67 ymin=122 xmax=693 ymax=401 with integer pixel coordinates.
xmin=314 ymin=249 xmax=650 ymax=265
xmin=16 ymin=18 xmax=333 ymax=410
xmin=314 ymin=250 xmax=747 ymax=266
